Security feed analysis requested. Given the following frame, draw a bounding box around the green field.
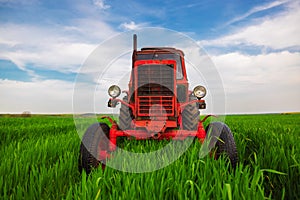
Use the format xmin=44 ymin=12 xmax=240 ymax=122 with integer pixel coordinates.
xmin=0 ymin=114 xmax=299 ymax=199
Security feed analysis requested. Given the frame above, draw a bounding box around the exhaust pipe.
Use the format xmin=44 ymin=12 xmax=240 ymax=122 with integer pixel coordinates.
xmin=133 ymin=34 xmax=137 ymax=52
xmin=132 ymin=34 xmax=137 ymax=68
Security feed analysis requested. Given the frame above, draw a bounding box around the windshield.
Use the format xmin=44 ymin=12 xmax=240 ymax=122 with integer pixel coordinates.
xmin=136 ymin=53 xmax=183 ymax=79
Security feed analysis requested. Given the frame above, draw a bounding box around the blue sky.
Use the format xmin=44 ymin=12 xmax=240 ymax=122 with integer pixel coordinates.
xmin=0 ymin=0 xmax=299 ymax=114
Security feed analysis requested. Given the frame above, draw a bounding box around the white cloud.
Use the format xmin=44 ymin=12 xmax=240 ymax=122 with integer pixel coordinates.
xmin=213 ymin=51 xmax=300 ymax=89
xmin=211 ymin=51 xmax=300 ymax=113
xmin=0 ymin=79 xmax=74 ymax=113
xmin=0 ymin=77 xmax=118 ymax=114
xmin=201 ymin=1 xmax=300 ymax=50
xmin=224 ymin=0 xmax=291 ymax=26
xmin=93 ymin=0 xmax=110 ymax=10
xmin=119 ymin=21 xmax=148 ymax=31
xmin=0 ymin=20 xmax=116 ymax=79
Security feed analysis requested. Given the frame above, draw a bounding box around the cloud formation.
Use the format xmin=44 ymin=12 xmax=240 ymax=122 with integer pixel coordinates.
xmin=93 ymin=0 xmax=110 ymax=10
xmin=119 ymin=21 xmax=148 ymax=31
xmin=213 ymin=51 xmax=300 ymax=92
xmin=0 ymin=79 xmax=74 ymax=113
xmin=224 ymin=0 xmax=292 ymax=26
xmin=201 ymin=1 xmax=300 ymax=50
xmin=0 ymin=19 xmax=116 ymax=80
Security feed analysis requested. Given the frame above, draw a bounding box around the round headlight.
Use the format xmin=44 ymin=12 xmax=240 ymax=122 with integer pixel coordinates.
xmin=193 ymin=85 xmax=206 ymax=98
xmin=108 ymin=85 xmax=121 ymax=98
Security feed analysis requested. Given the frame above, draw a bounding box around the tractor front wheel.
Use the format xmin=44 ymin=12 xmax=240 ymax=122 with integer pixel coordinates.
xmin=119 ymin=96 xmax=133 ymax=130
xmin=79 ymin=123 xmax=110 ymax=175
xmin=182 ymin=103 xmax=200 ymax=130
xmin=205 ymin=122 xmax=238 ymax=168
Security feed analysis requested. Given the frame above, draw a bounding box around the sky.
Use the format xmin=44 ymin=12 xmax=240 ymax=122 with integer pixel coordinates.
xmin=0 ymin=0 xmax=299 ymax=114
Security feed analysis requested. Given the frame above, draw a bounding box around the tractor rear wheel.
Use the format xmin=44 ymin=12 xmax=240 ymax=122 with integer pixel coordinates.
xmin=205 ymin=122 xmax=238 ymax=168
xmin=182 ymin=103 xmax=200 ymax=130
xmin=79 ymin=123 xmax=110 ymax=175
xmin=119 ymin=96 xmax=133 ymax=130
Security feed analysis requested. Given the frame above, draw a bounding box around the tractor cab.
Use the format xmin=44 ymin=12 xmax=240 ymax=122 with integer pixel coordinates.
xmin=135 ymin=47 xmax=185 ymax=80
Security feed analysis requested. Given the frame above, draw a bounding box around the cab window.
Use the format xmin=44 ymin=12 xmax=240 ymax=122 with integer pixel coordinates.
xmin=137 ymin=53 xmax=184 ymax=79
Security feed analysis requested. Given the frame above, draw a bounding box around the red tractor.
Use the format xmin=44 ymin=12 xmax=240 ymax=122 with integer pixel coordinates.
xmin=79 ymin=34 xmax=238 ymax=174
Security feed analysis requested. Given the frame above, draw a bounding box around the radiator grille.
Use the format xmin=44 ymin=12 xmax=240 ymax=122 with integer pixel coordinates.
xmin=136 ymin=64 xmax=175 ymax=116
xmin=138 ymin=96 xmax=174 ymax=116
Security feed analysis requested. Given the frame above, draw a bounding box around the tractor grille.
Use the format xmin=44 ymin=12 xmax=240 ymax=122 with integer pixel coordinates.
xmin=138 ymin=96 xmax=174 ymax=116
xmin=136 ymin=64 xmax=175 ymax=116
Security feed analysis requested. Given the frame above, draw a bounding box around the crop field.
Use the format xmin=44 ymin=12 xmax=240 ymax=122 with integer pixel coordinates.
xmin=0 ymin=114 xmax=299 ymax=199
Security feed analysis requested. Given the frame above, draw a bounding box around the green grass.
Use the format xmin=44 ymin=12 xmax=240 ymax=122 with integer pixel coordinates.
xmin=0 ymin=114 xmax=299 ymax=199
